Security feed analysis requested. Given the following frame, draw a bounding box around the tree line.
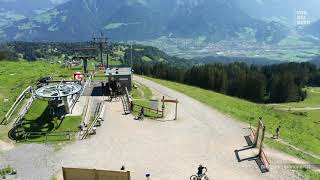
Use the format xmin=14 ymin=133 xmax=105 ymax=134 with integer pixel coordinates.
xmin=133 ymin=62 xmax=320 ymax=103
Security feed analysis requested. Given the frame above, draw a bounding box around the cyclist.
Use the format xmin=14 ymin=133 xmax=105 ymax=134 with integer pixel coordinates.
xmin=197 ymin=164 xmax=207 ymax=177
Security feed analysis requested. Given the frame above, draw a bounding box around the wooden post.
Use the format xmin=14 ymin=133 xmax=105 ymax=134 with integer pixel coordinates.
xmin=259 ymin=126 xmax=266 ymax=157
xmin=174 ymin=99 xmax=178 ymax=120
xmin=254 ymin=120 xmax=261 ymax=147
xmin=62 ymin=167 xmax=66 ymax=180
xmin=161 ymin=96 xmax=165 ymax=118
xmin=127 ymin=171 xmax=131 ymax=180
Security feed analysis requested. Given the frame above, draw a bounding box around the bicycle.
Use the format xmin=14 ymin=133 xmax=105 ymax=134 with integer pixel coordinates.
xmin=190 ymin=167 xmax=210 ymax=180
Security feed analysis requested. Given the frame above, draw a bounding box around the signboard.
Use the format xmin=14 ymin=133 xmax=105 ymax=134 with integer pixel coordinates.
xmin=62 ymin=167 xmax=131 ymax=180
xmin=150 ymin=99 xmax=159 ymax=110
xmin=74 ymin=72 xmax=84 ymax=81
xmin=119 ymin=78 xmax=129 ymax=81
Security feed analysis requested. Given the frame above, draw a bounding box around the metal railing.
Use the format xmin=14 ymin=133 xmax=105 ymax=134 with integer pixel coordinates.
xmin=70 ymin=72 xmax=94 ymax=113
xmin=81 ymin=101 xmax=104 ymax=140
xmin=1 ymin=86 xmax=32 ymax=125
xmin=23 ymin=131 xmax=79 ymax=142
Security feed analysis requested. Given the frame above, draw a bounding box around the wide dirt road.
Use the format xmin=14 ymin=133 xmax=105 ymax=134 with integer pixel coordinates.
xmin=129 ymin=76 xmax=298 ymax=179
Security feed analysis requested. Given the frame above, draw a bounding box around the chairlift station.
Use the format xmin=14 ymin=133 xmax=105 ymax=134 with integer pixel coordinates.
xmin=106 ymin=67 xmax=132 ymax=92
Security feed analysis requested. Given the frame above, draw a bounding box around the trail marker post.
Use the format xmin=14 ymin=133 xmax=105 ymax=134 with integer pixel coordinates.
xmin=161 ymin=96 xmax=179 ymax=120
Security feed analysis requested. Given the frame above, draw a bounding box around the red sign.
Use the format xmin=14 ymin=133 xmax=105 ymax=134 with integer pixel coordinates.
xmin=74 ymin=72 xmax=83 ymax=81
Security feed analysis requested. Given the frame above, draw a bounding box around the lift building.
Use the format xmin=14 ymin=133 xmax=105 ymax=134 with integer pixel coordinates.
xmin=106 ymin=67 xmax=132 ymax=91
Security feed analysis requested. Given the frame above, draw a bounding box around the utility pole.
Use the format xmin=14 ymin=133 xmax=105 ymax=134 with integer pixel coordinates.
xmin=93 ymin=32 xmax=108 ymax=67
xmin=130 ymin=44 xmax=133 ymax=68
xmin=74 ymin=47 xmax=96 ymax=75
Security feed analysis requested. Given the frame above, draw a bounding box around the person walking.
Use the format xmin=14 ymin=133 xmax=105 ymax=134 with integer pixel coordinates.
xmin=274 ymin=126 xmax=281 ymax=139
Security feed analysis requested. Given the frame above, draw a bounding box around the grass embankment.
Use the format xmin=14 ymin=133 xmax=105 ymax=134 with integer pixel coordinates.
xmin=0 ymin=61 xmax=75 ymax=121
xmin=15 ymin=100 xmax=81 ymax=142
xmin=0 ymin=61 xmax=82 ymax=141
xmin=131 ymin=82 xmax=162 ymax=118
xmin=144 ymin=76 xmax=320 ymax=178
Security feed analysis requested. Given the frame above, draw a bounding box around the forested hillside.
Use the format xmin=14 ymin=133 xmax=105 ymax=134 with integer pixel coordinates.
xmin=134 ymin=62 xmax=320 ymax=103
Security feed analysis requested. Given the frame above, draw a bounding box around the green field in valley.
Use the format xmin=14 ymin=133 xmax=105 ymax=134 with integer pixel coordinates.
xmin=143 ymin=76 xmax=320 ymax=178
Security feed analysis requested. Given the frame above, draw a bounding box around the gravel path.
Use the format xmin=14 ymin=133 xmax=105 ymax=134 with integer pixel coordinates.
xmin=0 ymin=76 xmax=303 ymax=180
xmin=1 ymin=144 xmax=56 ymax=180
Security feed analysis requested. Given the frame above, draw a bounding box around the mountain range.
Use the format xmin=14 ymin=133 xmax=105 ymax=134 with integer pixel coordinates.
xmin=304 ymin=20 xmax=320 ymax=39
xmin=0 ymin=0 xmax=289 ymax=43
xmin=0 ymin=0 xmax=68 ymax=28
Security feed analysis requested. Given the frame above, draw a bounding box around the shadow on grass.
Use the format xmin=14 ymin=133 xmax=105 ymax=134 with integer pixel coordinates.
xmin=8 ymin=106 xmax=65 ymax=142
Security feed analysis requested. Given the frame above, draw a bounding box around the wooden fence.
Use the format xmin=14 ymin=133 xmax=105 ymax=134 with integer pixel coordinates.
xmin=133 ymin=104 xmax=163 ymax=115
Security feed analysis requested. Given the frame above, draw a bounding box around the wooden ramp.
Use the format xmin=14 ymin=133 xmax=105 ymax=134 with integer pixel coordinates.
xmin=62 ymin=167 xmax=131 ymax=180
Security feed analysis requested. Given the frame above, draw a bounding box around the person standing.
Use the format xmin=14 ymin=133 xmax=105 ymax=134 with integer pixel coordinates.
xmin=274 ymin=126 xmax=281 ymax=139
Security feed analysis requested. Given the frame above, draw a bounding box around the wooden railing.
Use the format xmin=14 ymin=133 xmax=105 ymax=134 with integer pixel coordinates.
xmin=133 ymin=104 xmax=163 ymax=114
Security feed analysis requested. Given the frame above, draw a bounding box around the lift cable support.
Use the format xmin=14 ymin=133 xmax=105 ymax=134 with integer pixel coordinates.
xmin=92 ymin=32 xmax=109 ymax=68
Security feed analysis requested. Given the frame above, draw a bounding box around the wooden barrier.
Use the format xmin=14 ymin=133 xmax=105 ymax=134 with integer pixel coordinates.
xmin=133 ymin=104 xmax=163 ymax=114
xmin=62 ymin=167 xmax=131 ymax=180
xmin=161 ymin=96 xmax=179 ymax=120
xmin=249 ymin=118 xmax=270 ymax=171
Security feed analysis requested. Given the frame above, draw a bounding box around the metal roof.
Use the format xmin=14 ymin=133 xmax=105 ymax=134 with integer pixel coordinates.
xmin=105 ymin=67 xmax=132 ymax=76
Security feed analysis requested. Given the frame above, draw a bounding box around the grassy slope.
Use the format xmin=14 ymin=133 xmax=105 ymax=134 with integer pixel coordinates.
xmin=21 ymin=100 xmax=81 ymax=142
xmin=143 ymin=77 xmax=320 ymax=156
xmin=0 ymin=61 xmax=81 ymax=141
xmin=282 ymin=87 xmax=320 ymax=108
xmin=0 ymin=61 xmax=75 ymax=121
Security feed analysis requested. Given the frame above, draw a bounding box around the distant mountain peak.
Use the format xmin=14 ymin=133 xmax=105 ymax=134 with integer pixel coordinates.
xmin=0 ymin=0 xmax=289 ymax=43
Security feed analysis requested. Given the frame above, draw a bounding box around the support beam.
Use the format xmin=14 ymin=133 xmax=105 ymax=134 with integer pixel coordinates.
xmin=62 ymin=97 xmax=70 ymax=114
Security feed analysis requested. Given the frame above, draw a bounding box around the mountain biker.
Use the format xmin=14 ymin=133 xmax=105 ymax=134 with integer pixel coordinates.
xmin=197 ymin=164 xmax=207 ymax=177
